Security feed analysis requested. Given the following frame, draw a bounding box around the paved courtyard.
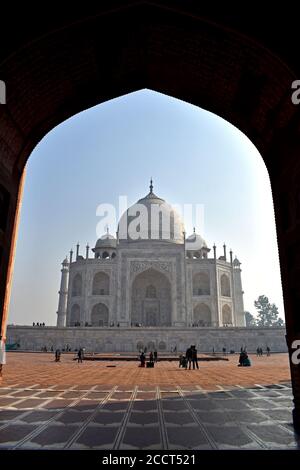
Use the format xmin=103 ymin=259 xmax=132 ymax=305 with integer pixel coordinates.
xmin=0 ymin=352 xmax=299 ymax=449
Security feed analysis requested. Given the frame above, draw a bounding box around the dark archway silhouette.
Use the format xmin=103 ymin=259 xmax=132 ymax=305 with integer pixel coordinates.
xmin=1 ymin=2 xmax=300 ymax=429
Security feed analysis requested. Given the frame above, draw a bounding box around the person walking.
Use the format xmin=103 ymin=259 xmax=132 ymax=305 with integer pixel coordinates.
xmin=266 ymin=346 xmax=271 ymax=356
xmin=0 ymin=335 xmax=6 ymax=378
xmin=154 ymin=349 xmax=158 ymax=363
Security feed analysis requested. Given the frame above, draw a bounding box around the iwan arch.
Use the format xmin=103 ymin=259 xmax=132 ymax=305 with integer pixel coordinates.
xmin=0 ymin=2 xmax=299 ymax=429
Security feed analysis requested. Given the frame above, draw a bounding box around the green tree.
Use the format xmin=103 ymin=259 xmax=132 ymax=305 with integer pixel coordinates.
xmin=245 ymin=311 xmax=257 ymax=327
xmin=254 ymin=295 xmax=284 ymax=327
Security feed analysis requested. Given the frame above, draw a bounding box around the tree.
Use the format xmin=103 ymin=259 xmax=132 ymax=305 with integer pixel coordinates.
xmin=245 ymin=311 xmax=257 ymax=327
xmin=254 ymin=295 xmax=284 ymax=327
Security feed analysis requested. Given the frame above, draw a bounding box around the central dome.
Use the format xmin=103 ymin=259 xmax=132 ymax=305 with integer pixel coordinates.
xmin=118 ymin=180 xmax=185 ymax=244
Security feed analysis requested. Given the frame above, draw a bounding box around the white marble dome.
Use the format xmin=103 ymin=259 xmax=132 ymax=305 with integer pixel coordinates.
xmin=118 ymin=181 xmax=185 ymax=244
xmin=186 ymin=230 xmax=208 ymax=251
xmin=94 ymin=231 xmax=117 ymax=249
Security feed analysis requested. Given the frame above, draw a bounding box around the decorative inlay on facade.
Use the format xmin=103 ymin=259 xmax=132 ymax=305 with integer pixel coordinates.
xmin=130 ymin=260 xmax=172 ymax=277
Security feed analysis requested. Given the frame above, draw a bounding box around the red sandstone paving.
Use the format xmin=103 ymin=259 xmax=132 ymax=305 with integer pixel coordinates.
xmin=0 ymin=352 xmax=291 ymax=390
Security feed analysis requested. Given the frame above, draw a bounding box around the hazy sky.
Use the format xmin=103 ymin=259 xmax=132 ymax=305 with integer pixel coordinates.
xmin=8 ymin=89 xmax=284 ymax=325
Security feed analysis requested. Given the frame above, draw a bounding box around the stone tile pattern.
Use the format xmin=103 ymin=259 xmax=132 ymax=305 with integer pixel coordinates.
xmin=0 ymin=353 xmax=299 ymax=449
xmin=0 ymin=383 xmax=299 ymax=449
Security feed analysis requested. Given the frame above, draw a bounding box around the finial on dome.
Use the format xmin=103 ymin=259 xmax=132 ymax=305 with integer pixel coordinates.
xmin=106 ymin=226 xmax=109 ymax=235
xmin=149 ymin=177 xmax=153 ymax=194
xmin=193 ymin=227 xmax=196 ymax=233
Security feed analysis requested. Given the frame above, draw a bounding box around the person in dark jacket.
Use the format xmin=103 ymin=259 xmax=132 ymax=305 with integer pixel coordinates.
xmin=140 ymin=351 xmax=146 ymax=367
xmin=191 ymin=345 xmax=199 ymax=369
xmin=149 ymin=351 xmax=154 ymax=365
xmin=77 ymin=348 xmax=83 ymax=363
xmin=185 ymin=346 xmax=193 ymax=370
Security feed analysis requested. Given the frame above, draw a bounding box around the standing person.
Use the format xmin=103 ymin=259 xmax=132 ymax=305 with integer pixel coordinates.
xmin=185 ymin=346 xmax=193 ymax=370
xmin=149 ymin=351 xmax=154 ymax=367
xmin=154 ymin=349 xmax=158 ymax=363
xmin=191 ymin=345 xmax=199 ymax=370
xmin=178 ymin=353 xmax=183 ymax=367
xmin=0 ymin=335 xmax=6 ymax=378
xmin=55 ymin=349 xmax=61 ymax=362
xmin=266 ymin=346 xmax=271 ymax=356
xmin=222 ymin=347 xmax=226 ymax=356
xmin=140 ymin=351 xmax=145 ymax=367
xmin=77 ymin=348 xmax=83 ymax=363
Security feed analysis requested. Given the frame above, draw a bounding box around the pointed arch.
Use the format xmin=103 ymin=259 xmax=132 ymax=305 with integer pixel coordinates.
xmin=193 ymin=303 xmax=212 ymax=326
xmin=91 ymin=303 xmax=109 ymax=326
xmin=70 ymin=304 xmax=80 ymax=326
xmin=220 ymin=274 xmax=231 ymax=297
xmin=92 ymin=271 xmax=109 ymax=295
xmin=222 ymin=304 xmax=232 ymax=326
xmin=131 ymin=268 xmax=171 ymax=326
xmin=193 ymin=272 xmax=210 ymax=295
xmin=72 ymin=273 xmax=82 ymax=297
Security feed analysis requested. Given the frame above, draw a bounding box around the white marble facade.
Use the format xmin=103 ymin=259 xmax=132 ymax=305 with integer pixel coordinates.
xmin=57 ymin=183 xmax=246 ymax=329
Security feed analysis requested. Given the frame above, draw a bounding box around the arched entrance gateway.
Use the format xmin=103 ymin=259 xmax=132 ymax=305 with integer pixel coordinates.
xmin=0 ymin=2 xmax=300 ymax=430
xmin=131 ymin=268 xmax=172 ymax=326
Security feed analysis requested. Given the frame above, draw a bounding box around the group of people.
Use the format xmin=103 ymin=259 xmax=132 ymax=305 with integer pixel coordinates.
xmin=238 ymin=349 xmax=251 ymax=367
xmin=256 ymin=346 xmax=271 ymax=357
xmin=179 ymin=345 xmax=199 ymax=369
xmin=54 ymin=347 xmax=85 ymax=363
xmin=139 ymin=350 xmax=158 ymax=367
xmin=32 ymin=322 xmax=46 ymax=327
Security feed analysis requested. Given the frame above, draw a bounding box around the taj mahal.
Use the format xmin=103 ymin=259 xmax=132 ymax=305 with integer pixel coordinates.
xmin=7 ymin=181 xmax=286 ymax=352
xmin=57 ymin=181 xmax=246 ymax=330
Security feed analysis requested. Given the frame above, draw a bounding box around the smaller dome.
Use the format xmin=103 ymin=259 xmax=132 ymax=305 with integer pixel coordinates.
xmin=62 ymin=257 xmax=69 ymax=266
xmin=233 ymin=257 xmax=241 ymax=266
xmin=94 ymin=230 xmax=116 ymax=249
xmin=186 ymin=229 xmax=208 ymax=251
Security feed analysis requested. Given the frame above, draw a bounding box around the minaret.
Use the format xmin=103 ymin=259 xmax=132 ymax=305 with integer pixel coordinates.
xmin=232 ymin=257 xmax=245 ymax=326
xmin=86 ymin=244 xmax=89 ymax=259
xmin=76 ymin=243 xmax=80 ymax=260
xmin=56 ymin=257 xmax=69 ymax=327
xmin=213 ymin=243 xmax=216 ymax=260
xmin=223 ymin=243 xmax=227 ymax=261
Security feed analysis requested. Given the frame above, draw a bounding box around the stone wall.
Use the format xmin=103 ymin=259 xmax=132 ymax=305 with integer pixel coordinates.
xmin=6 ymin=325 xmax=287 ymax=353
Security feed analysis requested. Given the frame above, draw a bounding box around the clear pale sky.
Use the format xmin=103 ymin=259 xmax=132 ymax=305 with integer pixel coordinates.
xmin=8 ymin=89 xmax=284 ymax=325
